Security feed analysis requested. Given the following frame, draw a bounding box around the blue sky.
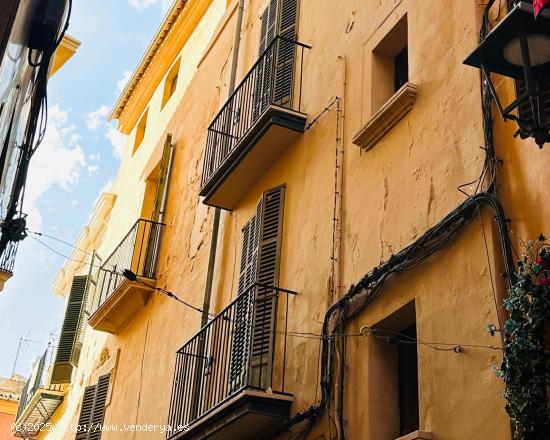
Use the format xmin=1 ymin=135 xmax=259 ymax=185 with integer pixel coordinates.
xmin=0 ymin=0 xmax=171 ymax=379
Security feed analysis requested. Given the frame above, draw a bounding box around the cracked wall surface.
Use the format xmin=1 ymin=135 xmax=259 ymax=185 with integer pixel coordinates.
xmin=41 ymin=0 xmax=550 ymax=439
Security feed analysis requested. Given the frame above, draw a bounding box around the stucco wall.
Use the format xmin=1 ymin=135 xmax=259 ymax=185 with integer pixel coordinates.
xmin=44 ymin=0 xmax=550 ymax=439
xmin=128 ymin=0 xmax=511 ymax=438
xmin=39 ymin=1 xmax=228 ymax=439
xmin=0 ymin=409 xmax=18 ymax=440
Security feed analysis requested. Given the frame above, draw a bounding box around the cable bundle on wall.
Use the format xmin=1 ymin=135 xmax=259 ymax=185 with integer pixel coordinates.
xmin=0 ymin=0 xmax=73 ymax=259
xmin=263 ymin=1 xmax=517 ymax=438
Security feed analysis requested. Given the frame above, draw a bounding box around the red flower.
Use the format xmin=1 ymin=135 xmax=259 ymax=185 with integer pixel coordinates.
xmin=536 ymin=257 xmax=550 ymax=269
xmin=534 ymin=0 xmax=550 ymax=17
xmin=540 ymin=277 xmax=550 ymax=286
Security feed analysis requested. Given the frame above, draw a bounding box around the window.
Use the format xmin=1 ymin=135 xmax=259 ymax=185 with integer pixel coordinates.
xmin=229 ymin=185 xmax=285 ymax=391
xmin=397 ymin=324 xmax=419 ymax=436
xmin=133 ymin=110 xmax=148 ymax=154
xmin=161 ymin=59 xmax=180 ymax=109
xmin=51 ymin=275 xmax=90 ymax=384
xmin=394 ymin=46 xmax=408 ymax=93
xmin=371 ymin=14 xmax=408 ymax=111
xmin=352 ymin=9 xmax=417 ymax=151
xmin=254 ymin=0 xmax=298 ymax=115
xmin=75 ymin=374 xmax=110 ymax=440
xmin=141 ymin=135 xmax=173 ymax=223
xmin=368 ymin=301 xmax=420 ymax=439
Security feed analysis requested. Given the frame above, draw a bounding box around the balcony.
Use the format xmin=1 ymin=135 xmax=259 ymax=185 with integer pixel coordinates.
xmin=167 ymin=284 xmax=296 ymax=440
xmin=0 ymin=241 xmax=18 ymax=291
xmin=12 ymin=346 xmax=65 ymax=439
xmin=200 ymin=37 xmax=310 ymax=210
xmin=89 ymin=219 xmax=164 ymax=334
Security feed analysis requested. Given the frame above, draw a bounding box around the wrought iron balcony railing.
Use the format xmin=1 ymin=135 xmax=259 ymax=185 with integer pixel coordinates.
xmin=167 ymin=284 xmax=296 ymax=438
xmin=16 ymin=347 xmax=51 ymax=421
xmin=200 ymin=37 xmax=310 ymax=209
xmin=14 ymin=345 xmax=64 ymax=438
xmin=90 ymin=219 xmax=164 ymax=315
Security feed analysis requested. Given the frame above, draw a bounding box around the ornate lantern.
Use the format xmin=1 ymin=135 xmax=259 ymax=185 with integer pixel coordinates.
xmin=464 ymin=1 xmax=550 ymax=147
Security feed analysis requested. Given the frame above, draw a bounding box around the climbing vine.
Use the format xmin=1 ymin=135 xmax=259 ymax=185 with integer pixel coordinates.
xmin=500 ymin=235 xmax=550 ymax=440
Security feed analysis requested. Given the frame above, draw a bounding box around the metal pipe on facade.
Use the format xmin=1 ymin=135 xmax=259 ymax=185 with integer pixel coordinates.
xmin=334 ymin=53 xmax=347 ymax=440
xmin=201 ymin=0 xmax=246 ymax=327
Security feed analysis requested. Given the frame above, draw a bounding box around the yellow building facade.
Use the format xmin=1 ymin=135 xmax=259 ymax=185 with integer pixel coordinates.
xmin=14 ymin=0 xmax=550 ymax=439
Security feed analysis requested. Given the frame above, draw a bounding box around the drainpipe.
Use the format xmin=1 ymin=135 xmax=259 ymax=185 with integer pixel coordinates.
xmin=201 ymin=0 xmax=246 ymax=327
xmin=190 ymin=1 xmax=247 ymax=422
xmin=334 ymin=54 xmax=347 ymax=440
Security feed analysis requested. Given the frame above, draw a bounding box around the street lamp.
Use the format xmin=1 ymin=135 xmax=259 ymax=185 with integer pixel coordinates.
xmin=464 ymin=1 xmax=550 ymax=147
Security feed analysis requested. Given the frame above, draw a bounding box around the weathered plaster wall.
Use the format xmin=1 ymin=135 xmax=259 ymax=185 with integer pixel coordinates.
xmin=0 ymin=408 xmax=18 ymax=440
xmin=40 ymin=1 xmax=228 ymax=439
xmin=45 ymin=0 xmax=548 ymax=439
xmin=137 ymin=0 xmax=512 ymax=439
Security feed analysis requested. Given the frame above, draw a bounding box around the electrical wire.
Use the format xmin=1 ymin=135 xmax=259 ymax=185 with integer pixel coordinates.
xmin=27 ymin=229 xmax=93 ymax=255
xmin=0 ymin=0 xmax=74 ymax=259
xmin=263 ymin=189 xmax=517 ymax=439
xmin=306 ymin=97 xmax=340 ymax=131
xmin=27 ymin=233 xmax=219 ymax=319
xmin=29 ymin=234 xmax=96 ymax=267
xmin=127 ymin=276 xmax=218 ymax=318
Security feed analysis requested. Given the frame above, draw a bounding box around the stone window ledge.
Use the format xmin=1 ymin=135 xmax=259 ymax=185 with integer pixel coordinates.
xmin=396 ymin=430 xmax=432 ymax=440
xmin=353 ymin=82 xmax=418 ymax=151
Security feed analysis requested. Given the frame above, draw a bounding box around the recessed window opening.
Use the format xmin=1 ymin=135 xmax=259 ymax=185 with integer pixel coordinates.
xmin=162 ymin=59 xmax=180 ymax=109
xmin=371 ymin=14 xmax=408 ymax=112
xmin=133 ymin=109 xmax=148 ymax=154
xmin=369 ymin=301 xmax=419 ymax=439
xmin=394 ymin=46 xmax=409 ymax=92
xmin=397 ymin=323 xmax=419 ymax=436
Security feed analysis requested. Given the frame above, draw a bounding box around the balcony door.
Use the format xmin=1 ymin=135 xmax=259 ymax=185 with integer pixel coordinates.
xmin=142 ymin=135 xmax=174 ymax=278
xmin=229 ymin=185 xmax=285 ymax=392
xmin=254 ymin=0 xmax=299 ymax=119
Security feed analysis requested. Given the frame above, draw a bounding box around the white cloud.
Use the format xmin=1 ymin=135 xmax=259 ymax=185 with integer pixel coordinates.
xmin=86 ymin=105 xmax=110 ymax=130
xmin=106 ymin=126 xmax=127 ymax=159
xmin=87 ymin=164 xmax=100 ymax=175
xmin=116 ymin=70 xmax=133 ymax=93
xmin=128 ymin=0 xmax=173 ymax=11
xmin=25 ymin=105 xmax=86 ymax=228
xmin=84 ymin=102 xmax=127 ymax=160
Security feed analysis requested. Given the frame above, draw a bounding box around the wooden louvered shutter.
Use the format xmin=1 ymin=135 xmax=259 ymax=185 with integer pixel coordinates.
xmin=88 ymin=374 xmax=110 ymax=440
xmin=74 ymin=375 xmax=110 ymax=440
xmin=71 ymin=273 xmax=93 ymax=367
xmin=229 ymin=204 xmax=262 ymax=392
xmin=254 ymin=0 xmax=278 ymax=120
xmin=75 ymin=386 xmax=95 ymax=440
xmin=260 ymin=0 xmax=277 ymax=54
xmin=239 ymin=200 xmax=262 ymax=294
xmin=273 ymin=0 xmax=298 ymax=106
xmin=249 ymin=185 xmax=285 ymax=388
xmin=51 ymin=275 xmax=89 ymax=384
